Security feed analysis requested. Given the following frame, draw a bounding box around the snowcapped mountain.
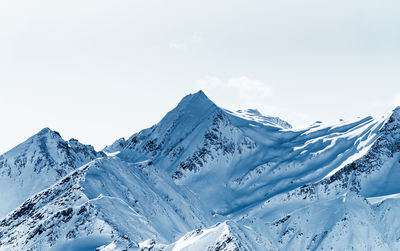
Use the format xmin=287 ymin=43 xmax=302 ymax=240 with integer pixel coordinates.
xmin=0 ymin=157 xmax=210 ymax=250
xmin=0 ymin=128 xmax=105 ymax=218
xmin=1 ymin=91 xmax=400 ymax=250
xmin=111 ymin=91 xmax=387 ymax=217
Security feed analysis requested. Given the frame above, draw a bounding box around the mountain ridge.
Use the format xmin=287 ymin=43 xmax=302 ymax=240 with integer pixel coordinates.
xmin=0 ymin=127 xmax=105 ymax=218
xmin=1 ymin=91 xmax=400 ymax=250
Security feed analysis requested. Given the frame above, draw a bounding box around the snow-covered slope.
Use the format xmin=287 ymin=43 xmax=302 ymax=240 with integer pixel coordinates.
xmin=246 ymin=193 xmax=393 ymax=250
xmin=0 ymin=157 xmax=210 ymax=250
xmin=240 ymin=107 xmax=400 ymax=222
xmin=1 ymin=91 xmax=400 ymax=250
xmin=154 ymin=220 xmax=275 ymax=251
xmin=231 ymin=109 xmax=292 ymax=129
xmin=103 ymin=138 xmax=127 ymax=154
xmin=0 ymin=128 xmax=105 ymax=218
xmin=112 ymin=91 xmax=386 ymax=217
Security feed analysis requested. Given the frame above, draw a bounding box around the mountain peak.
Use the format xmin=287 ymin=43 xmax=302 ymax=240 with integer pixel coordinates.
xmin=193 ymin=89 xmax=206 ymax=97
xmin=176 ymin=90 xmax=216 ymax=112
xmin=191 ymin=90 xmax=207 ymax=99
xmin=117 ymin=91 xmax=221 ymax=162
xmin=39 ymin=127 xmax=51 ymax=133
xmin=0 ymin=126 xmax=105 ymax=217
xmin=162 ymin=90 xmax=218 ymax=125
xmin=2 ymin=127 xmax=63 ymax=156
xmin=35 ymin=127 xmax=61 ymax=138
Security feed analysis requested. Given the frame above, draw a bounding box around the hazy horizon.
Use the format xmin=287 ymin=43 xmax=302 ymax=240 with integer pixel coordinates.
xmin=1 ymin=89 xmax=398 ymax=154
xmin=1 ymin=0 xmax=400 ymax=153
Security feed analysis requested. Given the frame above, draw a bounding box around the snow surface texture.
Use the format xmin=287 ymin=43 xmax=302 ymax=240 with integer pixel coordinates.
xmin=0 ymin=128 xmax=105 ymax=218
xmin=1 ymin=91 xmax=400 ymax=250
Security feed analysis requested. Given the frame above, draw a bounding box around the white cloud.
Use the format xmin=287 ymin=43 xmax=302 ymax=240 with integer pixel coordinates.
xmin=196 ymin=76 xmax=316 ymax=128
xmin=190 ymin=32 xmax=202 ymax=43
xmin=227 ymin=76 xmax=270 ymax=98
xmin=169 ymin=40 xmax=186 ymax=50
xmin=169 ymin=32 xmax=203 ymax=50
xmin=196 ymin=76 xmax=272 ymax=112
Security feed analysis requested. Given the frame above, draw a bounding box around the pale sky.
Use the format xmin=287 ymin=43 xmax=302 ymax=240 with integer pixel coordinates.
xmin=1 ymin=0 xmax=400 ymax=154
